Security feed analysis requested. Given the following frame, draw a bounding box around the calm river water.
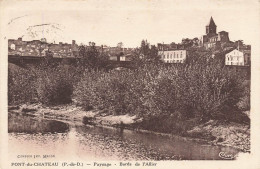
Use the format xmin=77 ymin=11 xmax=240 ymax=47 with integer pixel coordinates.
xmin=8 ymin=113 xmax=241 ymax=160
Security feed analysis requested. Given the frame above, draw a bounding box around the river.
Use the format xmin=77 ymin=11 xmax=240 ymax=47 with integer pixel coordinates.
xmin=8 ymin=113 xmax=241 ymax=160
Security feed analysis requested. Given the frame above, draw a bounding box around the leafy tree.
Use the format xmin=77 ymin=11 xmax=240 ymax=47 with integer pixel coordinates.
xmin=45 ymin=49 xmax=53 ymax=58
xmin=41 ymin=48 xmax=54 ymax=67
xmin=140 ymin=39 xmax=150 ymax=59
xmin=181 ymin=38 xmax=193 ymax=48
xmin=78 ymin=45 xmax=86 ymax=58
xmin=117 ymin=42 xmax=123 ymax=48
xmin=150 ymin=45 xmax=161 ymax=63
xmin=181 ymin=37 xmax=200 ymax=48
xmin=86 ymin=42 xmax=99 ymax=68
xmin=138 ymin=40 xmax=161 ymax=63
xmin=77 ymin=42 xmax=108 ymax=70
xmin=234 ymin=40 xmax=244 ymax=48
xmin=192 ymin=38 xmax=199 ymax=46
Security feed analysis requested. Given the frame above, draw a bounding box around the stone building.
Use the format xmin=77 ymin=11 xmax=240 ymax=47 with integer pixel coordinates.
xmin=157 ymin=43 xmax=187 ymax=63
xmin=158 ymin=50 xmax=186 ymax=63
xmin=8 ymin=38 xmax=79 ymax=58
xmin=200 ymin=17 xmax=230 ymax=49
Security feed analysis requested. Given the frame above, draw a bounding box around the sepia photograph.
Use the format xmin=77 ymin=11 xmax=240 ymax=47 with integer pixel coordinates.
xmin=0 ymin=0 xmax=260 ymax=168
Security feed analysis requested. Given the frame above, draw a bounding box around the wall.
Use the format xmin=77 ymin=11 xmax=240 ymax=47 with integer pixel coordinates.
xmin=225 ymin=49 xmax=244 ymax=66
xmin=158 ymin=50 xmax=186 ymax=63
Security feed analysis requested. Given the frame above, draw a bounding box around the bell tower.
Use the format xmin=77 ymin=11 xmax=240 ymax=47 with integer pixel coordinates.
xmin=206 ymin=16 xmax=217 ymax=35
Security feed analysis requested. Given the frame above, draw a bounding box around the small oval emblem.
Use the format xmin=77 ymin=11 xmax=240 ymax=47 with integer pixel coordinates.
xmin=219 ymin=152 xmax=236 ymax=160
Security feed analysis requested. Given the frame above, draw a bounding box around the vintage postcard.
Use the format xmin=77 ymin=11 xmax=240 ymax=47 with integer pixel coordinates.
xmin=0 ymin=0 xmax=260 ymax=168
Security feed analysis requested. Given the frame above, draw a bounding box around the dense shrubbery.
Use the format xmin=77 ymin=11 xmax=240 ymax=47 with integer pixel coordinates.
xmin=9 ymin=50 xmax=250 ymax=133
xmin=74 ymin=69 xmax=145 ymax=114
xmin=237 ymin=80 xmax=250 ymax=111
xmin=8 ymin=62 xmax=77 ymax=106
xmin=8 ymin=64 xmax=37 ymax=104
xmin=74 ymin=55 xmax=247 ymax=130
xmin=35 ymin=65 xmax=76 ymax=105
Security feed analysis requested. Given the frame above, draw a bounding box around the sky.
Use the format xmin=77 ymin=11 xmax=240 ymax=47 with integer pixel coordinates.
xmin=1 ymin=0 xmax=259 ymax=47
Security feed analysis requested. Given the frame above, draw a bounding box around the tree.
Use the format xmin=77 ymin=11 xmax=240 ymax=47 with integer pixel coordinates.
xmin=150 ymin=45 xmax=161 ymax=63
xmin=45 ymin=49 xmax=53 ymax=58
xmin=134 ymin=40 xmax=162 ymax=64
xmin=234 ymin=40 xmax=244 ymax=48
xmin=117 ymin=42 xmax=123 ymax=48
xmin=181 ymin=38 xmax=193 ymax=48
xmin=170 ymin=42 xmax=177 ymax=49
xmin=78 ymin=45 xmax=86 ymax=58
xmin=41 ymin=48 xmax=54 ymax=67
xmin=86 ymin=42 xmax=99 ymax=68
xmin=192 ymin=38 xmax=199 ymax=46
xmin=77 ymin=42 xmax=109 ymax=70
xmin=140 ymin=39 xmax=150 ymax=59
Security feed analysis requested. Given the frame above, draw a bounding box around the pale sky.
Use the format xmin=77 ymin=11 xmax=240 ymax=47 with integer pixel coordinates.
xmin=2 ymin=0 xmax=259 ymax=47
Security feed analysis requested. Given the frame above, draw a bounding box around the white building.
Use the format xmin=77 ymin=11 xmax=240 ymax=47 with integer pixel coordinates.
xmin=158 ymin=50 xmax=187 ymax=63
xmin=120 ymin=54 xmax=132 ymax=61
xmin=225 ymin=49 xmax=250 ymax=66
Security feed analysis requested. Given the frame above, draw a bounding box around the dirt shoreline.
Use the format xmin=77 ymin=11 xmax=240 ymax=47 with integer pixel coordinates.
xmin=8 ymin=103 xmax=250 ymax=153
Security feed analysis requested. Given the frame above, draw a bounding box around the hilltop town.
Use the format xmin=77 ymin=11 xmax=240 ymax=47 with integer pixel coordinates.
xmin=8 ymin=17 xmax=251 ymax=66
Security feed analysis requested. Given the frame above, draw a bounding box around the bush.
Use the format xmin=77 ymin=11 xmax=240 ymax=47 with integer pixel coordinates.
xmin=74 ymin=69 xmax=145 ymax=115
xmin=8 ymin=64 xmax=37 ymax=105
xmin=237 ymin=80 xmax=250 ymax=111
xmin=8 ymin=63 xmax=79 ymax=106
xmin=9 ymin=49 xmax=248 ymax=133
xmin=75 ymin=53 xmax=247 ymax=132
xmin=35 ymin=65 xmax=75 ymax=105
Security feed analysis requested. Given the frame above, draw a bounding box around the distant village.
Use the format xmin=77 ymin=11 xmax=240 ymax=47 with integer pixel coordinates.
xmin=8 ymin=17 xmax=251 ymax=66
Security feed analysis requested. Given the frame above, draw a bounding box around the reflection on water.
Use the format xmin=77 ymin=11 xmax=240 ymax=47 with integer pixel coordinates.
xmin=8 ymin=113 xmax=240 ymax=160
xmin=8 ymin=113 xmax=69 ymax=133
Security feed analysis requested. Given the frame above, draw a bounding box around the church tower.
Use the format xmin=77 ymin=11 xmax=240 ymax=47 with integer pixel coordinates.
xmin=206 ymin=17 xmax=217 ymax=35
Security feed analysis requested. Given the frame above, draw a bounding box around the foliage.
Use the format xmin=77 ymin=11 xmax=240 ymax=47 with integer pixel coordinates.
xmin=8 ymin=64 xmax=37 ymax=105
xmin=138 ymin=40 xmax=161 ymax=63
xmin=75 ymin=53 xmax=247 ymax=125
xmin=45 ymin=49 xmax=54 ymax=58
xmin=74 ymin=69 xmax=145 ymax=115
xmin=117 ymin=42 xmax=123 ymax=48
xmin=77 ymin=42 xmax=108 ymax=70
xmin=181 ymin=38 xmax=199 ymax=48
xmin=9 ymin=41 xmax=250 ymax=133
xmin=35 ymin=66 xmax=73 ymax=105
xmin=237 ymin=80 xmax=250 ymax=111
xmin=8 ymin=63 xmax=78 ymax=106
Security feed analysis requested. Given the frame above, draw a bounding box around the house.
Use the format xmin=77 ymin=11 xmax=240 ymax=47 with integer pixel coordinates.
xmin=158 ymin=50 xmax=187 ymax=63
xmin=120 ymin=54 xmax=132 ymax=61
xmin=8 ymin=37 xmax=79 ymax=58
xmin=109 ymin=54 xmax=133 ymax=61
xmin=157 ymin=43 xmax=187 ymax=63
xmin=225 ymin=48 xmax=251 ymax=66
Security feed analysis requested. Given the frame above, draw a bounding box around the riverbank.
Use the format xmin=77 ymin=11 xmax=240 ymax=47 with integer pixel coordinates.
xmin=8 ymin=103 xmax=250 ymax=152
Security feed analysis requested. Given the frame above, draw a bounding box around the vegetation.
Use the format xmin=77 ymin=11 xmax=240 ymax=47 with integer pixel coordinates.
xmin=8 ymin=64 xmax=37 ymax=104
xmin=35 ymin=65 xmax=75 ymax=105
xmin=8 ymin=61 xmax=78 ymax=106
xmin=8 ymin=40 xmax=250 ymax=134
xmin=74 ymin=55 xmax=248 ymax=133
